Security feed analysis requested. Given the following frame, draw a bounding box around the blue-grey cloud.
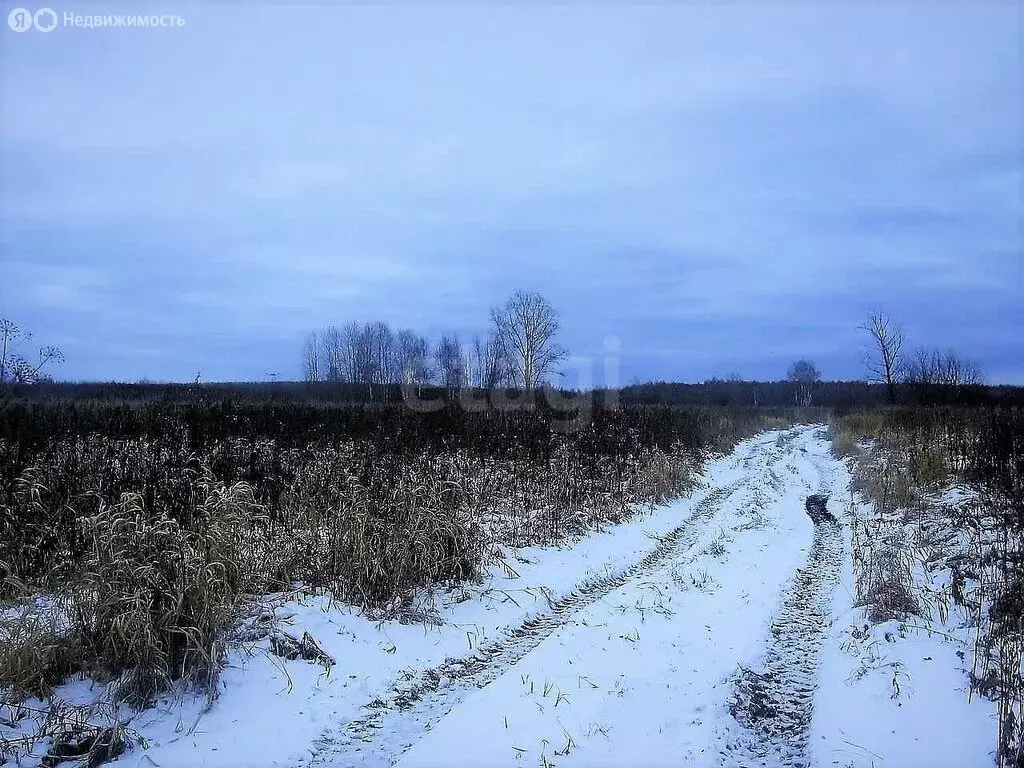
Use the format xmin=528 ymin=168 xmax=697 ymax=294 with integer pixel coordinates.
xmin=1 ymin=2 xmax=1020 ymax=384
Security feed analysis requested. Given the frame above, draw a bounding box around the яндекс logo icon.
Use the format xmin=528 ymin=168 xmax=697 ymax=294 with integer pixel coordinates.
xmin=7 ymin=7 xmax=58 ymax=32
xmin=7 ymin=7 xmax=33 ymax=31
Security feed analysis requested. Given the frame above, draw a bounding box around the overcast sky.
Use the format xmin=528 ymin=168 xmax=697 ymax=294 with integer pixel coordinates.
xmin=1 ymin=2 xmax=1021 ymax=384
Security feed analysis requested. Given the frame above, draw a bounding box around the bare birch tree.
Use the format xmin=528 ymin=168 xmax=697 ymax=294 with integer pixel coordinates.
xmin=860 ymin=312 xmax=904 ymax=404
xmin=366 ymin=321 xmax=396 ymax=400
xmin=320 ymin=326 xmax=344 ymax=382
xmin=787 ymin=359 xmax=821 ymax=406
xmin=490 ymin=290 xmax=567 ymax=392
xmin=470 ymin=332 xmax=505 ymax=390
xmin=337 ymin=322 xmax=368 ymax=387
xmin=301 ymin=331 xmax=320 ymax=382
xmin=396 ymin=329 xmax=432 ymax=392
xmin=435 ymin=334 xmax=466 ymax=394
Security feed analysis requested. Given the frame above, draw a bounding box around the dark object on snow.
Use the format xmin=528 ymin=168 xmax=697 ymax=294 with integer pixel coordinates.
xmin=269 ymin=630 xmax=336 ymax=668
xmin=42 ymin=725 xmax=126 ymax=768
xmin=805 ymin=494 xmax=837 ymax=525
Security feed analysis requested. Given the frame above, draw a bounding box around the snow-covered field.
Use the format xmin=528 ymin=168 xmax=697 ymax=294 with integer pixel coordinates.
xmin=5 ymin=426 xmax=996 ymax=767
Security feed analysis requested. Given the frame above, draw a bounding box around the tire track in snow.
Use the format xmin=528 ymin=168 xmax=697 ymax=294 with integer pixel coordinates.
xmin=307 ymin=482 xmax=743 ymax=768
xmin=302 ymin=433 xmax=798 ymax=768
xmin=721 ymin=429 xmax=845 ymax=768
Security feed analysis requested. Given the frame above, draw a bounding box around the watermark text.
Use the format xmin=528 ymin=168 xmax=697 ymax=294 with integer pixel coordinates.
xmin=8 ymin=7 xmax=185 ymax=32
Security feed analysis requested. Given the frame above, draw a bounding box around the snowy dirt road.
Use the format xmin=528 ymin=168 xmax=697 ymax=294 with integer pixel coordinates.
xmin=302 ymin=426 xmax=851 ymax=768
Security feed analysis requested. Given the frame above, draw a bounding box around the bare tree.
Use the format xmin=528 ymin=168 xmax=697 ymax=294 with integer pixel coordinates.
xmin=939 ymin=350 xmax=983 ymax=386
xmin=308 ymin=321 xmax=438 ymax=398
xmin=905 ymin=347 xmax=983 ymax=389
xmin=904 ymin=347 xmax=940 ymax=388
xmin=396 ymin=329 xmax=432 ymax=392
xmin=301 ymin=331 xmax=320 ymax=382
xmin=490 ymin=290 xmax=567 ymax=392
xmin=345 ymin=323 xmax=381 ymax=398
xmin=365 ymin=321 xmax=396 ymax=400
xmin=860 ymin=312 xmax=904 ymax=404
xmin=319 ymin=326 xmax=343 ymax=382
xmin=435 ymin=334 xmax=466 ymax=394
xmin=469 ymin=332 xmax=505 ymax=390
xmin=787 ymin=359 xmax=821 ymax=406
xmin=337 ymin=321 xmax=371 ymax=388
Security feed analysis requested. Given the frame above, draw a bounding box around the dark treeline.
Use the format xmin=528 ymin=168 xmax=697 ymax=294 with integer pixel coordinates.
xmin=0 ymin=379 xmax=437 ymax=405
xmin=617 ymin=380 xmax=1024 ymax=409
xmin=5 ymin=378 xmax=1023 ymax=409
xmin=0 ymin=396 xmax=797 ymax=462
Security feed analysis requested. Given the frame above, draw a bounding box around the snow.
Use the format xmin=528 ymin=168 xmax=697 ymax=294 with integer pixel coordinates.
xmin=811 ymin=619 xmax=993 ymax=768
xmin=809 ymin=476 xmax=997 ymax=768
xmin=2 ymin=426 xmax=996 ymax=767
xmin=394 ymin=428 xmax=825 ymax=768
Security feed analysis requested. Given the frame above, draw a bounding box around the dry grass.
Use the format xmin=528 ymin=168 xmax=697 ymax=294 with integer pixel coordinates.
xmin=841 ymin=420 xmax=936 ymax=626
xmin=325 ymin=470 xmax=488 ymax=607
xmin=71 ymin=475 xmax=263 ymax=706
xmin=836 ymin=408 xmax=1024 ymax=767
xmin=909 ymin=443 xmax=951 ymax=489
xmin=634 ymin=446 xmax=697 ymax=506
xmin=852 ymin=524 xmax=921 ymax=624
xmin=0 ymin=606 xmax=80 ymax=700
xmin=828 ymin=421 xmax=859 ymax=458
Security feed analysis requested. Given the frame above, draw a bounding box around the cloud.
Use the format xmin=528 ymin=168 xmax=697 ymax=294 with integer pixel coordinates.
xmin=1 ymin=3 xmax=1020 ymax=383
